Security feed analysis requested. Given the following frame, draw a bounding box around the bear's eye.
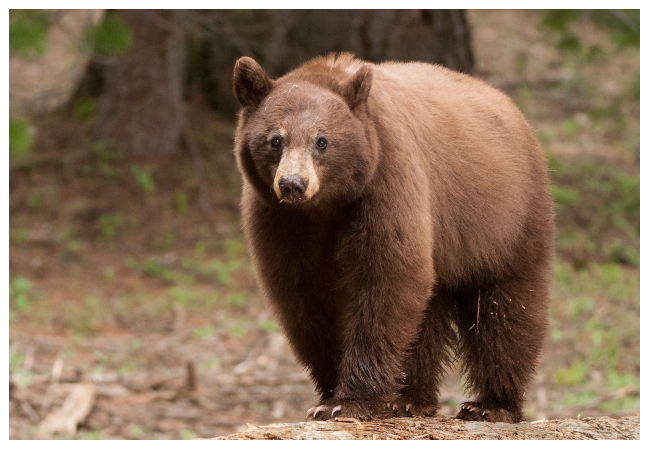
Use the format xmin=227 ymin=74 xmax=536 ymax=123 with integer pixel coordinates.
xmin=270 ymin=136 xmax=282 ymax=149
xmin=315 ymin=136 xmax=328 ymax=150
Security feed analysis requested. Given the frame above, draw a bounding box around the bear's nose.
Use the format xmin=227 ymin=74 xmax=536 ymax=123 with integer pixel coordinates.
xmin=279 ymin=175 xmax=308 ymax=202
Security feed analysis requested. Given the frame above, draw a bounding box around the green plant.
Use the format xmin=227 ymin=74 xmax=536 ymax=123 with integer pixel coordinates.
xmin=10 ymin=228 xmax=28 ymax=245
xmin=555 ymin=361 xmax=588 ymax=386
xmin=79 ymin=430 xmax=103 ymax=440
xmin=129 ymin=338 xmax=143 ymax=351
xmin=125 ymin=256 xmax=139 ymax=270
xmin=10 ymin=276 xmax=33 ymax=315
xmin=90 ymin=141 xmax=121 ymax=162
xmin=9 ymin=118 xmax=34 ymax=157
xmin=118 ymin=361 xmax=137 ymax=375
xmin=73 ymin=96 xmax=96 ymax=120
xmin=192 ymin=325 xmax=214 ymax=340
xmin=224 ymin=238 xmax=245 ymax=260
xmin=249 ymin=400 xmax=270 ymax=414
xmin=169 ymin=287 xmax=201 ymax=308
xmin=194 ymin=241 xmax=206 ymax=259
xmin=203 ymin=260 xmax=241 ymax=286
xmin=176 ymin=190 xmax=188 ymax=214
xmin=606 ymin=372 xmax=639 ymax=390
xmin=99 ymin=213 xmax=123 ymax=242
xmin=551 ymin=185 xmax=581 ymax=208
xmin=143 ymin=258 xmax=174 ymax=282
xmin=9 ymin=10 xmax=49 ymax=56
xmin=179 ymin=430 xmax=197 ymax=440
xmin=599 ymin=396 xmax=640 ymax=413
xmin=103 ymin=266 xmax=115 ymax=281
xmin=63 ymin=297 xmax=105 ymax=334
xmin=129 ymin=425 xmax=144 ymax=439
xmin=228 ymin=321 xmax=247 ymax=337
xmin=130 ymin=165 xmax=156 ymax=194
xmin=87 ymin=13 xmax=133 ymax=56
xmin=226 ymin=293 xmax=247 ymax=307
xmin=540 ymin=10 xmax=639 ymax=50
xmin=27 ymin=189 xmax=42 ymax=210
xmin=555 ymin=390 xmax=596 ymax=407
xmin=259 ymin=319 xmax=281 ymax=333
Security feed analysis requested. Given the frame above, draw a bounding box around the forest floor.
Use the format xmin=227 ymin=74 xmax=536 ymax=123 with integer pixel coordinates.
xmin=8 ymin=10 xmax=640 ymax=439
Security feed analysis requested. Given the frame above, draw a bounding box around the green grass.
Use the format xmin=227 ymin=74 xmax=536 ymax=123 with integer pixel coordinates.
xmin=549 ymin=158 xmax=639 ymax=268
xmin=548 ymin=258 xmax=639 ymax=416
xmin=192 ymin=325 xmax=214 ymax=340
xmin=554 ymin=362 xmax=589 ymax=386
xmin=259 ymin=319 xmax=281 ymax=333
xmin=62 ymin=297 xmax=105 ymax=334
xmin=99 ymin=213 xmax=123 ymax=242
xmin=554 ymin=390 xmax=597 ymax=408
xmin=227 ymin=321 xmax=248 ymax=338
xmin=10 ymin=276 xmax=33 ymax=316
xmin=130 ymin=165 xmax=156 ymax=194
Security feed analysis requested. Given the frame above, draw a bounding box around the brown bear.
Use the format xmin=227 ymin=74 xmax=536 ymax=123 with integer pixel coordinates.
xmin=232 ymin=53 xmax=554 ymax=423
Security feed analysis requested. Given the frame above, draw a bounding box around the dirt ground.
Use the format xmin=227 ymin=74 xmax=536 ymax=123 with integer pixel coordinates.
xmin=8 ymin=10 xmax=640 ymax=439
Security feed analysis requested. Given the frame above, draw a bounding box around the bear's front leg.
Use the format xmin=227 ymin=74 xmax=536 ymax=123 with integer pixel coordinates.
xmin=307 ymin=195 xmax=435 ymax=421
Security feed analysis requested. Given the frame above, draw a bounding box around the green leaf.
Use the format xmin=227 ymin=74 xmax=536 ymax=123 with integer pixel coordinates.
xmin=9 ymin=118 xmax=34 ymax=157
xmin=89 ymin=13 xmax=133 ymax=56
xmin=9 ymin=10 xmax=49 ymax=56
xmin=73 ymin=96 xmax=96 ymax=120
xmin=539 ymin=10 xmax=581 ymax=33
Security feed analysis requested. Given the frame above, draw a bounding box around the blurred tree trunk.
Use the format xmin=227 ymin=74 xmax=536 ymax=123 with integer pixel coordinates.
xmin=370 ymin=10 xmax=474 ymax=73
xmin=192 ymin=9 xmax=475 ymax=115
xmin=95 ymin=10 xmax=185 ymax=158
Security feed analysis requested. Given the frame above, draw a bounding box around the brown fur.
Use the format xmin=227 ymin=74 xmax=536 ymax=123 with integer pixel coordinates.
xmin=232 ymin=53 xmax=554 ymax=423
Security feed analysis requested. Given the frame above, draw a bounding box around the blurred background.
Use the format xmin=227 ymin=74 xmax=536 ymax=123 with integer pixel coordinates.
xmin=8 ymin=9 xmax=639 ymax=439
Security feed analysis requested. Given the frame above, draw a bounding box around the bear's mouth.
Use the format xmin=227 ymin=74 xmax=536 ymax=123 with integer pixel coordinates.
xmin=279 ymin=196 xmax=302 ymax=204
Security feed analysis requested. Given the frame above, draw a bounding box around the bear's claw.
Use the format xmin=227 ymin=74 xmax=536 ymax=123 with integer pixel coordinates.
xmin=456 ymin=401 xmax=522 ymax=423
xmin=391 ymin=400 xmax=438 ymax=417
xmin=306 ymin=399 xmax=391 ymax=421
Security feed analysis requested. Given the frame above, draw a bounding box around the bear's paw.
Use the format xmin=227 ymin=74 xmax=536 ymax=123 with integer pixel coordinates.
xmin=390 ymin=399 xmax=439 ymax=417
xmin=456 ymin=401 xmax=522 ymax=423
xmin=305 ymin=398 xmax=392 ymax=421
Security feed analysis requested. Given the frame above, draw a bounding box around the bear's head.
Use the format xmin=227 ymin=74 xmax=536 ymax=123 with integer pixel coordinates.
xmin=232 ymin=56 xmax=379 ymax=208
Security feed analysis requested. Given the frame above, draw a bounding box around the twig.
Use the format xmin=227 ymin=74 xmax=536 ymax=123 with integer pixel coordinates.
xmin=51 ymin=352 xmax=64 ymax=382
xmin=413 ymin=432 xmax=432 ymax=439
xmin=37 ymin=382 xmax=96 ymax=438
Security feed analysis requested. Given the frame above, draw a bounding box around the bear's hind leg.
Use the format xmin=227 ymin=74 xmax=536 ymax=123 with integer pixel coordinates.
xmin=455 ymin=275 xmax=548 ymax=423
xmin=393 ymin=288 xmax=456 ymax=417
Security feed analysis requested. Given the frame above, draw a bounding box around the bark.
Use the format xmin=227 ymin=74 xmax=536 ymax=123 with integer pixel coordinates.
xmin=214 ymin=414 xmax=639 ymax=440
xmin=191 ymin=10 xmax=475 ymax=115
xmin=9 ymin=10 xmax=106 ymax=116
xmin=95 ymin=10 xmax=185 ymax=158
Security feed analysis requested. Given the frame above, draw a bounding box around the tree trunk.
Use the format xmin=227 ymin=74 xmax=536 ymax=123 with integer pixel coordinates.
xmin=379 ymin=10 xmax=474 ymax=74
xmin=191 ymin=9 xmax=475 ymax=116
xmin=213 ymin=414 xmax=640 ymax=440
xmin=95 ymin=10 xmax=185 ymax=158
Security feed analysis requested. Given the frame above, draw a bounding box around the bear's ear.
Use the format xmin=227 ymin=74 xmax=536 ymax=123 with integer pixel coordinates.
xmin=233 ymin=57 xmax=274 ymax=109
xmin=342 ymin=64 xmax=373 ymax=110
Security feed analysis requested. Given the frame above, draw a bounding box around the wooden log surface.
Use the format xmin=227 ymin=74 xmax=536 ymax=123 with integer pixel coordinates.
xmin=214 ymin=414 xmax=639 ymax=440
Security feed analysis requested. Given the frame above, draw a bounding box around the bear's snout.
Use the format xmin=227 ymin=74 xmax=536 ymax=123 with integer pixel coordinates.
xmin=273 ymin=148 xmax=321 ymax=203
xmin=279 ymin=175 xmax=308 ymax=203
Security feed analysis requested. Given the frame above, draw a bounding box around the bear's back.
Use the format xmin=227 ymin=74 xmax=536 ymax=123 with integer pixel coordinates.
xmin=369 ymin=61 xmax=551 ymax=284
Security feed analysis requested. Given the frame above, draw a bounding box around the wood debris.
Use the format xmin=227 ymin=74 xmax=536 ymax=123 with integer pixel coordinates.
xmin=36 ymin=382 xmax=96 ymax=438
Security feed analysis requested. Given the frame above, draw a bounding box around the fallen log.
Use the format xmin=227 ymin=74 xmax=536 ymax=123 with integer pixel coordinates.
xmin=214 ymin=414 xmax=639 ymax=440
